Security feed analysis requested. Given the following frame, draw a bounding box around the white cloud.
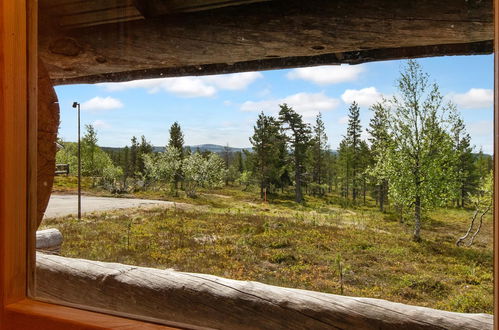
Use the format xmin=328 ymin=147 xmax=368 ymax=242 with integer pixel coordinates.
xmin=241 ymin=92 xmax=340 ymax=119
xmin=448 ymin=88 xmax=493 ymax=109
xmin=341 ymin=87 xmax=384 ymax=108
xmin=81 ymin=96 xmax=123 ymax=111
xmin=287 ymin=65 xmax=365 ymax=85
xmin=92 ymin=120 xmax=111 ymax=129
xmin=99 ymin=72 xmax=262 ymax=98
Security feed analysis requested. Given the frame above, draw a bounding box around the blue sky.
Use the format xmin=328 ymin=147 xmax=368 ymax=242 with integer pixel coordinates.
xmin=55 ymin=55 xmax=493 ymax=153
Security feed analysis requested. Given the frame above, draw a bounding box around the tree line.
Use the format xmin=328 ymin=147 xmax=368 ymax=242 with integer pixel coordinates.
xmin=56 ymin=60 xmax=492 ymax=242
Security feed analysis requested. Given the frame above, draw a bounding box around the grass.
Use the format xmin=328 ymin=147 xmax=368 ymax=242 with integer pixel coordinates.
xmin=43 ymin=180 xmax=493 ymax=313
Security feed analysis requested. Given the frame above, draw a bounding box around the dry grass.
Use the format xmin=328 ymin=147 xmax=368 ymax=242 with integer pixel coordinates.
xmin=42 ymin=184 xmax=493 ymax=313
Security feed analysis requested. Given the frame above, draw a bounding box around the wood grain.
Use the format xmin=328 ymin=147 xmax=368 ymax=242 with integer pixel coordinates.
xmin=38 ymin=0 xmax=493 ymax=85
xmin=37 ymin=59 xmax=60 ymax=228
xmin=36 ymin=253 xmax=493 ymax=330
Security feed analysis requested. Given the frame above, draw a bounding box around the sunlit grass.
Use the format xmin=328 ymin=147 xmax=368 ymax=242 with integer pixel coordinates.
xmin=42 ymin=185 xmax=493 ymax=313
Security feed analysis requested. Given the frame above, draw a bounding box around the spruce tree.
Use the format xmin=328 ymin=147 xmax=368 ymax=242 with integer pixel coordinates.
xmin=168 ymin=121 xmax=185 ymax=152
xmin=279 ymin=104 xmax=311 ymax=203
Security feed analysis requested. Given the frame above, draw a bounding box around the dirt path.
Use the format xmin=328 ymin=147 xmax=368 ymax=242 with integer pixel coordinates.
xmin=44 ymin=194 xmax=192 ymax=219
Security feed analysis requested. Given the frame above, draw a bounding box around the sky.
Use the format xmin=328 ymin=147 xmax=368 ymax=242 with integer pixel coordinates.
xmin=55 ymin=55 xmax=494 ymax=154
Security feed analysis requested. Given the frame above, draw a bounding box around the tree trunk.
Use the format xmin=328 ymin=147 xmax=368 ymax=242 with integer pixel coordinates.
xmin=413 ymin=195 xmax=422 ymax=242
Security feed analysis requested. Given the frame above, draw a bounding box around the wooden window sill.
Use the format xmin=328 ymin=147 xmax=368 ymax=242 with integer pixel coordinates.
xmin=5 ymin=299 xmax=177 ymax=330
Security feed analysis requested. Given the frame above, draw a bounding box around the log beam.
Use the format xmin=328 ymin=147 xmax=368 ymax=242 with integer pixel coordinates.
xmin=39 ymin=0 xmax=493 ymax=85
xmin=35 ymin=253 xmax=493 ymax=330
xmin=36 ymin=229 xmax=63 ymax=254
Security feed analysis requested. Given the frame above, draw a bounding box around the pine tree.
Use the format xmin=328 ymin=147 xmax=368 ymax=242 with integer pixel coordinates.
xmin=130 ymin=136 xmax=139 ymax=177
xmin=168 ymin=122 xmax=185 ymax=192
xmin=309 ymin=113 xmax=329 ymax=195
xmin=250 ymin=112 xmax=284 ymax=199
xmin=346 ymin=102 xmax=362 ymax=202
xmin=279 ymin=104 xmax=311 ymax=203
xmin=337 ymin=138 xmax=351 ymax=199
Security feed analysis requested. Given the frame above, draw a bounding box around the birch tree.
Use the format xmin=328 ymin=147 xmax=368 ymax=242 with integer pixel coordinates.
xmin=379 ymin=60 xmax=458 ymax=242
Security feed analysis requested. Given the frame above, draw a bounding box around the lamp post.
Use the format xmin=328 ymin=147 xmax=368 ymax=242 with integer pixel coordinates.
xmin=72 ymin=101 xmax=81 ymax=221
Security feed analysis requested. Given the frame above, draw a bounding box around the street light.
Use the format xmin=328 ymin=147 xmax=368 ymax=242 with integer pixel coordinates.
xmin=72 ymin=101 xmax=81 ymax=221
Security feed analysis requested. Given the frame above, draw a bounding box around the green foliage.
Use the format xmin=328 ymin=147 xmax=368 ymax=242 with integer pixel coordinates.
xmin=375 ymin=60 xmax=459 ymax=241
xmin=279 ymin=104 xmax=311 ymax=203
xmin=143 ymin=146 xmax=183 ymax=189
xmin=56 ymin=125 xmax=122 ymax=191
xmin=183 ymin=153 xmax=226 ymax=197
xmin=250 ymin=112 xmax=286 ymax=199
xmin=308 ymin=113 xmax=329 ymax=191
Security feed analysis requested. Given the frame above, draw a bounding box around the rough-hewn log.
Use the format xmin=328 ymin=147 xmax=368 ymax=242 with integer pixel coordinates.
xmin=36 ymin=229 xmax=63 ymax=254
xmin=37 ymin=59 xmax=60 ymax=227
xmin=39 ymin=0 xmax=493 ymax=85
xmin=35 ymin=253 xmax=493 ymax=330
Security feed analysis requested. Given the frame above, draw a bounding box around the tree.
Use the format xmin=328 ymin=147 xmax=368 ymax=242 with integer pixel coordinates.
xmin=346 ymin=102 xmax=362 ymax=202
xmin=81 ymin=124 xmax=99 ymax=177
xmin=456 ymin=170 xmax=492 ymax=246
xmin=337 ymin=138 xmax=351 ymax=199
xmin=137 ymin=135 xmax=153 ymax=175
xmin=183 ymin=153 xmax=226 ymax=197
xmin=367 ymin=102 xmax=392 ymax=212
xmin=168 ymin=121 xmax=185 ymax=151
xmin=250 ymin=112 xmax=285 ymax=199
xmin=143 ymin=146 xmax=183 ymax=193
xmin=450 ymin=109 xmax=478 ymax=207
xmin=279 ymin=104 xmax=311 ymax=203
xmin=309 ymin=113 xmax=329 ymax=195
xmin=168 ymin=122 xmax=185 ymax=192
xmin=377 ymin=60 xmax=458 ymax=242
xmin=129 ymin=136 xmax=139 ymax=177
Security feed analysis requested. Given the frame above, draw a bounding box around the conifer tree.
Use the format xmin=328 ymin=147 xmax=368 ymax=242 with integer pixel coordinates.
xmin=450 ymin=110 xmax=478 ymax=207
xmin=130 ymin=136 xmax=139 ymax=177
xmin=346 ymin=102 xmax=362 ymax=202
xmin=279 ymin=104 xmax=311 ymax=203
xmin=250 ymin=112 xmax=284 ymax=199
xmin=168 ymin=122 xmax=185 ymax=192
xmin=310 ymin=113 xmax=329 ymax=194
xmin=137 ymin=135 xmax=153 ymax=175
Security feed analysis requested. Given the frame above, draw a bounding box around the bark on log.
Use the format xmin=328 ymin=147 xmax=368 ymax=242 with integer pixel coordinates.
xmin=36 ymin=229 xmax=63 ymax=254
xmin=38 ymin=59 xmax=60 ymax=227
xmin=39 ymin=0 xmax=493 ymax=85
xmin=35 ymin=253 xmax=493 ymax=330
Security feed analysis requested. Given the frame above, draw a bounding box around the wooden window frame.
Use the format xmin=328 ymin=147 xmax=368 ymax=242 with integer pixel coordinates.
xmin=0 ymin=0 xmax=497 ymax=329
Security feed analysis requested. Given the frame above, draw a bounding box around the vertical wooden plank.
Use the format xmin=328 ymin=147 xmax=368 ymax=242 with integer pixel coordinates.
xmin=0 ymin=0 xmax=28 ymax=325
xmin=27 ymin=0 xmax=38 ymax=299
